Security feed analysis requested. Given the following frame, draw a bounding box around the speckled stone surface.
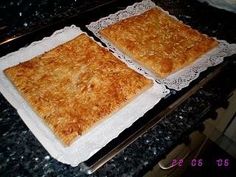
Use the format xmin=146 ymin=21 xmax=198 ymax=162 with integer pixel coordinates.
xmin=0 ymin=0 xmax=236 ymax=177
xmin=0 ymin=0 xmax=111 ymax=41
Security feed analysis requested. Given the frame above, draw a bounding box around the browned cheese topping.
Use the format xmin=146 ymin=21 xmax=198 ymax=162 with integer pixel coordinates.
xmin=4 ymin=34 xmax=152 ymax=145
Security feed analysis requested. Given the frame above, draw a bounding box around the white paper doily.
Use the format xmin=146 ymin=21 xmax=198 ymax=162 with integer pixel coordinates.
xmin=87 ymin=0 xmax=236 ymax=91
xmin=0 ymin=25 xmax=169 ymax=166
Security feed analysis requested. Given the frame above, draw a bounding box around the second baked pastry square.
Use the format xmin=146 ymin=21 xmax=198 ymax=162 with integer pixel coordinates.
xmin=98 ymin=7 xmax=218 ymax=78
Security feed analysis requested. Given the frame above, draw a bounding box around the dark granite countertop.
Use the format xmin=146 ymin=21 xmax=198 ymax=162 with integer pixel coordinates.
xmin=0 ymin=0 xmax=236 ymax=177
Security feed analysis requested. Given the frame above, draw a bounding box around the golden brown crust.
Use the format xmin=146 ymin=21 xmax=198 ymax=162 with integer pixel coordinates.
xmin=99 ymin=8 xmax=218 ymax=78
xmin=4 ymin=34 xmax=152 ymax=146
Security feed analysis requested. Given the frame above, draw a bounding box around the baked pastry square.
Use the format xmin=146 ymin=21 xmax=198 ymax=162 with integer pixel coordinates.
xmin=4 ymin=34 xmax=152 ymax=146
xmin=99 ymin=8 xmax=218 ymax=78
